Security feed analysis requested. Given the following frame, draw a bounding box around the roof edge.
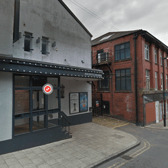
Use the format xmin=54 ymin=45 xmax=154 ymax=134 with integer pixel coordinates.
xmin=141 ymin=31 xmax=168 ymax=51
xmin=58 ymin=0 xmax=92 ymax=37
xmin=91 ymin=30 xmax=142 ymax=47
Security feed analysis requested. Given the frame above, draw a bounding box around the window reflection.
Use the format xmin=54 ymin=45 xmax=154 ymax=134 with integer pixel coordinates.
xmin=15 ymin=90 xmax=30 ymax=114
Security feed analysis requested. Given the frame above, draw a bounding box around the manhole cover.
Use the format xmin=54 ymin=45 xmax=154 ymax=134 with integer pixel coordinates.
xmin=121 ymin=155 xmax=132 ymax=160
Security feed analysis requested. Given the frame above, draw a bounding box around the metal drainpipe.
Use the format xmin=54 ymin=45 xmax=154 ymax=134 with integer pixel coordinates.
xmin=134 ymin=34 xmax=139 ymax=126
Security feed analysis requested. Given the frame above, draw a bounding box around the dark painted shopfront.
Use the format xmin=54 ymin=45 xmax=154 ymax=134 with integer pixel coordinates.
xmin=0 ymin=56 xmax=103 ymax=154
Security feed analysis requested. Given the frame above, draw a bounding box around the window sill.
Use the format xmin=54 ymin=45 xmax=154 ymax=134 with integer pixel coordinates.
xmin=97 ymin=90 xmax=110 ymax=93
xmin=114 ymin=90 xmax=132 ymax=93
xmin=155 ymin=63 xmax=159 ymax=65
xmin=145 ymin=59 xmax=151 ymax=63
xmin=114 ymin=58 xmax=132 ymax=63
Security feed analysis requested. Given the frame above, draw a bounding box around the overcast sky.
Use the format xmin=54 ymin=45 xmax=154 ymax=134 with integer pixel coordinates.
xmin=64 ymin=0 xmax=168 ymax=45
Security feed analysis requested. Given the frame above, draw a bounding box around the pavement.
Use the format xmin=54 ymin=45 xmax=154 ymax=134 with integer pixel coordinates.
xmin=0 ymin=123 xmax=139 ymax=168
xmin=145 ymin=119 xmax=168 ymax=130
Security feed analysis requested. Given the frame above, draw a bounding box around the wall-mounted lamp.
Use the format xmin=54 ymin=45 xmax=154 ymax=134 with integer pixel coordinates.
xmin=52 ymin=42 xmax=57 ymax=50
xmin=36 ymin=37 xmax=40 ymax=44
xmin=81 ymin=60 xmax=84 ymax=63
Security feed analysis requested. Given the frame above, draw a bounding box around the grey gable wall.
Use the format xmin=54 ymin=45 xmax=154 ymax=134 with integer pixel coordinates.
xmin=13 ymin=0 xmax=92 ymax=69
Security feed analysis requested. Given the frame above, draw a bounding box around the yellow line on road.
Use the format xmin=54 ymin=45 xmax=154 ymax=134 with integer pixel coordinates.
xmin=113 ymin=123 xmax=129 ymax=129
xmin=108 ymin=137 xmax=150 ymax=168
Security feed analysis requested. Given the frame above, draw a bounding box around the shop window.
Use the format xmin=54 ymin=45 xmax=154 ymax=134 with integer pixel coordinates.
xmin=47 ymin=77 xmax=58 ymax=87
xmin=15 ymin=76 xmax=30 ymax=87
xmin=48 ymin=114 xmax=58 ymax=128
xmin=145 ymin=44 xmax=149 ymax=60
xmin=14 ymin=118 xmax=30 ymax=135
xmin=154 ymin=49 xmax=157 ymax=63
xmin=115 ymin=69 xmax=131 ymax=91
xmin=42 ymin=37 xmax=49 ymax=55
xmin=155 ymin=72 xmax=158 ymax=90
xmin=32 ymin=76 xmax=46 ymax=87
xmin=15 ymin=90 xmax=30 ymax=114
xmin=115 ymin=42 xmax=130 ymax=61
xmin=48 ymin=89 xmax=58 ymax=110
xmin=98 ymin=71 xmax=109 ymax=91
xmin=33 ymin=90 xmax=45 ymax=110
xmin=14 ymin=75 xmax=60 ymax=136
xmin=24 ymin=32 xmax=33 ymax=52
xmin=146 ymin=70 xmax=150 ymax=90
xmin=33 ymin=115 xmax=46 ymax=131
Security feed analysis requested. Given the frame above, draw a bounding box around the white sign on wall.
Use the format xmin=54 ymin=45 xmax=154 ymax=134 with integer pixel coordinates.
xmin=70 ymin=93 xmax=79 ymax=114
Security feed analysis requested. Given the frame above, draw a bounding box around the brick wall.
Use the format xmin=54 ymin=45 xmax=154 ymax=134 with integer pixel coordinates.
xmin=92 ymin=33 xmax=168 ymax=125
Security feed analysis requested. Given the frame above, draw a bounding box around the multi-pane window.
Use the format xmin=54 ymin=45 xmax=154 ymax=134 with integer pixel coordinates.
xmin=146 ymin=70 xmax=150 ymax=90
xmin=145 ymin=44 xmax=149 ymax=60
xmin=42 ymin=37 xmax=49 ymax=55
xmin=155 ymin=72 xmax=158 ymax=90
xmin=161 ymin=73 xmax=163 ymax=90
xmin=14 ymin=75 xmax=59 ymax=136
xmin=98 ymin=71 xmax=109 ymax=91
xmin=24 ymin=32 xmax=33 ymax=52
xmin=154 ymin=49 xmax=157 ymax=63
xmin=160 ymin=52 xmax=163 ymax=66
xmin=115 ymin=69 xmax=131 ymax=90
xmin=115 ymin=42 xmax=130 ymax=61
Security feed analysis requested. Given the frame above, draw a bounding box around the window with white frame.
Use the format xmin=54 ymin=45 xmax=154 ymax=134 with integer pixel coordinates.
xmin=155 ymin=72 xmax=158 ymax=90
xmin=154 ymin=49 xmax=157 ymax=63
xmin=146 ymin=70 xmax=150 ymax=90
xmin=161 ymin=73 xmax=163 ymax=90
xmin=160 ymin=52 xmax=163 ymax=66
xmin=145 ymin=44 xmax=149 ymax=60
xmin=42 ymin=37 xmax=49 ymax=55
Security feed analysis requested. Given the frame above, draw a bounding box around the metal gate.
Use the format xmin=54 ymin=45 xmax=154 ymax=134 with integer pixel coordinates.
xmin=92 ymin=93 xmax=110 ymax=116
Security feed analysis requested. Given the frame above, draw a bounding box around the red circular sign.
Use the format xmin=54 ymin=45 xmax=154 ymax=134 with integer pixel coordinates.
xmin=44 ymin=85 xmax=51 ymax=93
xmin=42 ymin=84 xmax=53 ymax=95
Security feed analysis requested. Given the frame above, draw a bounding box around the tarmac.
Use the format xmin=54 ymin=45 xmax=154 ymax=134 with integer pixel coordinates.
xmin=145 ymin=119 xmax=168 ymax=130
xmin=0 ymin=123 xmax=139 ymax=168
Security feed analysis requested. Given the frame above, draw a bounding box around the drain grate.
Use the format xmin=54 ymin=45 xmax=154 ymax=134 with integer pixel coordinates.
xmin=121 ymin=155 xmax=132 ymax=160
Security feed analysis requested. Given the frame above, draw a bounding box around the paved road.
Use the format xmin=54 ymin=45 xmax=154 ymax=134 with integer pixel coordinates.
xmin=97 ymin=124 xmax=168 ymax=168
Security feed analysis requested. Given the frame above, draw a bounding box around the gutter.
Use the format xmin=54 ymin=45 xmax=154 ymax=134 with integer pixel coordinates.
xmin=133 ymin=33 xmax=139 ymax=125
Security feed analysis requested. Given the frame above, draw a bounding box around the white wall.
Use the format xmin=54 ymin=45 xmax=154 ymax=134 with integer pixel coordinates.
xmin=0 ymin=0 xmax=14 ymax=56
xmin=13 ymin=0 xmax=91 ymax=68
xmin=0 ymin=72 xmax=13 ymax=141
xmin=61 ymin=77 xmax=92 ymax=116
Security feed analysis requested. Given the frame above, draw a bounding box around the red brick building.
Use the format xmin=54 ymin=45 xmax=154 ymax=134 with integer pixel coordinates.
xmin=92 ymin=29 xmax=168 ymax=126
